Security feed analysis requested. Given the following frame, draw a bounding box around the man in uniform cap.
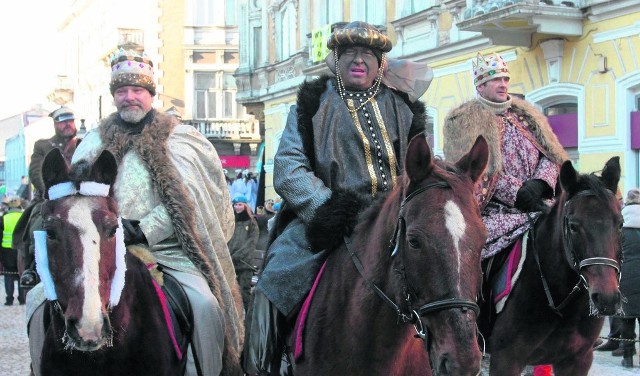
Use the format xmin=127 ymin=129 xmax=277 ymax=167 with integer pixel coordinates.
xmin=16 ymin=106 xmax=81 ymax=288
xmin=243 ymin=21 xmax=429 ymax=374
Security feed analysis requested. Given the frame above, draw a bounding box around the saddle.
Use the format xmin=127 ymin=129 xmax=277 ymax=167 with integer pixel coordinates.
xmin=160 ymin=268 xmax=193 ymax=355
xmin=128 ymin=245 xmax=193 ymax=363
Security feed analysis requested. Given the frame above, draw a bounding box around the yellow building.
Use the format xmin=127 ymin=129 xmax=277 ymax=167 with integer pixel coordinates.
xmin=236 ymin=0 xmax=640 ymax=199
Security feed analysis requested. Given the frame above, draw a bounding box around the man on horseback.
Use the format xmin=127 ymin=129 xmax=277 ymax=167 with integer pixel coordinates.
xmin=243 ymin=21 xmax=432 ymax=374
xmin=444 ymin=52 xmax=568 ymax=261
xmin=26 ymin=49 xmax=244 ymax=376
xmin=443 ymin=52 xmax=568 ymax=374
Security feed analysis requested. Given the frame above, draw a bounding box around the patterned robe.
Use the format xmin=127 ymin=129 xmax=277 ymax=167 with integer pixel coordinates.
xmin=444 ymin=96 xmax=568 ymax=259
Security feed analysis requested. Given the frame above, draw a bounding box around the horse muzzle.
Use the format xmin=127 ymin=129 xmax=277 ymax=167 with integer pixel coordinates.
xmin=64 ymin=315 xmax=113 ymax=351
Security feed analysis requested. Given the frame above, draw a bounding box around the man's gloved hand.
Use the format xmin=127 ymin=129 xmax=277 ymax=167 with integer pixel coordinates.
xmin=121 ymin=219 xmax=148 ymax=245
xmin=514 ymin=179 xmax=553 ymax=212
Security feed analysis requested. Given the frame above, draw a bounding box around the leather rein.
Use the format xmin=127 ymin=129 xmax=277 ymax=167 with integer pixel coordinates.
xmin=344 ymin=181 xmax=480 ymax=341
xmin=531 ymin=189 xmax=620 ymax=317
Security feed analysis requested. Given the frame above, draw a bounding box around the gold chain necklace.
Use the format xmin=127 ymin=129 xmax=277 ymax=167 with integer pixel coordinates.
xmin=335 ymin=53 xmax=386 ymax=114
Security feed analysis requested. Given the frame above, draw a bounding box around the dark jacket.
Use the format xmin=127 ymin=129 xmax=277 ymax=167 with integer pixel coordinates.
xmin=228 ymin=214 xmax=260 ymax=272
xmin=29 ymin=135 xmax=80 ymax=198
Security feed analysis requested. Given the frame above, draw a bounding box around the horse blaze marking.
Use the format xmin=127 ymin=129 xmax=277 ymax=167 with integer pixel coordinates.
xmin=68 ymin=200 xmax=103 ymax=338
xmin=444 ymin=200 xmax=465 ymax=292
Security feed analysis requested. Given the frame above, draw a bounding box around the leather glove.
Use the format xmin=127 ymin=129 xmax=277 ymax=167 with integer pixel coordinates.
xmin=121 ymin=219 xmax=148 ymax=246
xmin=514 ymin=179 xmax=552 ymax=212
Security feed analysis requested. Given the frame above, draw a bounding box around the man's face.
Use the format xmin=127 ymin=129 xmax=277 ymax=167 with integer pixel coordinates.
xmin=114 ymin=85 xmax=153 ymax=123
xmin=477 ymin=76 xmax=510 ymax=103
xmin=54 ymin=119 xmax=77 ymax=138
xmin=337 ymin=46 xmax=380 ymax=91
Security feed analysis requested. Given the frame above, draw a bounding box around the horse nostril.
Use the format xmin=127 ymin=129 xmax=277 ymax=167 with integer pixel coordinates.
xmin=438 ymin=353 xmax=452 ymax=375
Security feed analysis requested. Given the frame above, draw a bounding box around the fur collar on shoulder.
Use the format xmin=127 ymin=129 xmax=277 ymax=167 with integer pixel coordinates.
xmin=445 ymin=97 xmax=567 ymax=176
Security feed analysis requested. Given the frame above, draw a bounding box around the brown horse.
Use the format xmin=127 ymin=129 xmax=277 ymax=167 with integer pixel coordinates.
xmin=34 ymin=149 xmax=188 ymax=376
xmin=483 ymin=157 xmax=622 ymax=375
xmin=293 ymin=135 xmax=490 ymax=375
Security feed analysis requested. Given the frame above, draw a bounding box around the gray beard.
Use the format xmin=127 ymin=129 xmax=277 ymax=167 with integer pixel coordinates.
xmin=119 ymin=108 xmax=147 ymax=123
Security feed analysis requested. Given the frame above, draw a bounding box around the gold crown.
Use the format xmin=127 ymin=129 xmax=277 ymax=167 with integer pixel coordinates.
xmin=472 ymin=52 xmax=510 ymax=86
xmin=109 ymin=48 xmax=156 ymax=95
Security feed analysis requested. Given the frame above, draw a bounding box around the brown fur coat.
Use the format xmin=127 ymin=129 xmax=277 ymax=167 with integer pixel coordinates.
xmin=443 ymin=96 xmax=568 ymax=178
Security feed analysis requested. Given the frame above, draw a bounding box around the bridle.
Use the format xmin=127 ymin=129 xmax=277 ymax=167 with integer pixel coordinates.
xmin=532 ymin=189 xmax=621 ymax=317
xmin=37 ymin=180 xmax=122 ymax=349
xmin=344 ymin=180 xmax=480 ymax=343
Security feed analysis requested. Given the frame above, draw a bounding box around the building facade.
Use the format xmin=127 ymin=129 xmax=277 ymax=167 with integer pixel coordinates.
xmin=235 ymin=0 xmax=640 ymax=199
xmin=47 ymin=0 xmax=262 ymax=177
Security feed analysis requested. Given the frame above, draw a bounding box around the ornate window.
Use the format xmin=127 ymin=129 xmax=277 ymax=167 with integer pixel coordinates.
xmin=350 ymin=0 xmax=386 ymax=25
xmin=194 ymin=72 xmax=216 ymax=119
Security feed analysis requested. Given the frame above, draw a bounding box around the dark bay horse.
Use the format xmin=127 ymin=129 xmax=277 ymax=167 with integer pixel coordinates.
xmin=34 ymin=149 xmax=187 ymax=376
xmin=484 ymin=157 xmax=622 ymax=375
xmin=294 ymin=135 xmax=490 ymax=375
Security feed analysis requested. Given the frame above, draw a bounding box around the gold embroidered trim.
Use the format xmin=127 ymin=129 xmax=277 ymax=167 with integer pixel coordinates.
xmin=371 ymin=99 xmax=398 ymax=190
xmin=348 ymin=99 xmax=377 ymax=196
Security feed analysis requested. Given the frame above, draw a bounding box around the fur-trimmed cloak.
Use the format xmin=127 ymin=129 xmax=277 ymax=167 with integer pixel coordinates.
xmin=444 ymin=96 xmax=567 ymax=177
xmin=74 ymin=110 xmax=243 ymax=375
xmin=444 ymin=96 xmax=568 ymax=208
xmin=255 ymin=76 xmax=426 ymax=315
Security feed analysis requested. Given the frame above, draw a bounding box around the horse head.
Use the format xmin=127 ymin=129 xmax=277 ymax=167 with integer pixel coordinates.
xmin=391 ymin=135 xmax=488 ymax=375
xmin=40 ymin=148 xmax=122 ymax=351
xmin=558 ymin=156 xmax=622 ymax=315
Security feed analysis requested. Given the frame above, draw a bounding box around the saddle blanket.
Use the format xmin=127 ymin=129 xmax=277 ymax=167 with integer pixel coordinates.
xmin=492 ymin=233 xmax=528 ymax=314
xmin=293 ymin=260 xmax=328 ymax=361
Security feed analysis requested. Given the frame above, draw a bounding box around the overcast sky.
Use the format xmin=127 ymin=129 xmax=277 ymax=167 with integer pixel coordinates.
xmin=0 ymin=1 xmax=64 ymax=119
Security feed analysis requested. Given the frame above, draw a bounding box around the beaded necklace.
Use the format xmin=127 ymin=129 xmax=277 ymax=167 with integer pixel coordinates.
xmin=335 ymin=52 xmax=386 ymax=114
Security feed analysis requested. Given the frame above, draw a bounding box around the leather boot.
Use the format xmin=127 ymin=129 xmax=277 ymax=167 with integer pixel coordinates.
xmin=622 ymin=347 xmax=635 ymax=368
xmin=20 ymin=260 xmax=39 ymax=288
xmin=596 ymin=339 xmax=620 ymax=351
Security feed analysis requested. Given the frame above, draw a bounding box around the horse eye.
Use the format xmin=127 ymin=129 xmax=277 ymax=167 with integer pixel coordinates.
xmin=408 ymin=239 xmax=420 ymax=249
xmin=46 ymin=229 xmax=57 ymax=241
xmin=568 ymin=222 xmax=579 ymax=233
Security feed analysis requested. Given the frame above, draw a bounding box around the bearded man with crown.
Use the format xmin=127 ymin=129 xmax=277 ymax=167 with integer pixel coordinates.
xmin=243 ymin=21 xmax=433 ymax=375
xmin=25 ymin=49 xmax=244 ymax=376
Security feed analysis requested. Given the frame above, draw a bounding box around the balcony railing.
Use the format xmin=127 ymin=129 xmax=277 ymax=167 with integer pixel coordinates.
xmin=458 ymin=0 xmax=583 ymax=46
xmin=185 ymin=118 xmax=261 ymax=141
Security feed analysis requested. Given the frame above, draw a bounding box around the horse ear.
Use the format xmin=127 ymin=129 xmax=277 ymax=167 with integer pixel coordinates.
xmin=559 ymin=160 xmax=579 ymax=194
xmin=454 ymin=136 xmax=489 ymax=184
xmin=90 ymin=150 xmax=119 ymax=186
xmin=404 ymin=134 xmax=433 ymax=182
xmin=600 ymin=156 xmax=621 ymax=193
xmin=42 ymin=148 xmax=71 ymax=191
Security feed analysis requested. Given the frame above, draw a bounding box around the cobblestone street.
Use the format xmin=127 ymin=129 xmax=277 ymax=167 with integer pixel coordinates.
xmin=0 ymin=279 xmax=29 ymax=376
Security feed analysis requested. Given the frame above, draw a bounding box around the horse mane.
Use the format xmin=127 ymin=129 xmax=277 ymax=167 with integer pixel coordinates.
xmin=68 ymin=159 xmax=93 ymax=184
xmin=584 ymin=171 xmax=615 ymax=199
xmin=357 ymin=156 xmax=461 ymax=231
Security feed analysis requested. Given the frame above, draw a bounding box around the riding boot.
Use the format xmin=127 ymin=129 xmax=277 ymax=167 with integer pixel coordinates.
xmin=20 ymin=260 xmax=39 ymax=288
xmin=622 ymin=347 xmax=634 ymax=368
xmin=243 ymin=290 xmax=285 ymax=375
